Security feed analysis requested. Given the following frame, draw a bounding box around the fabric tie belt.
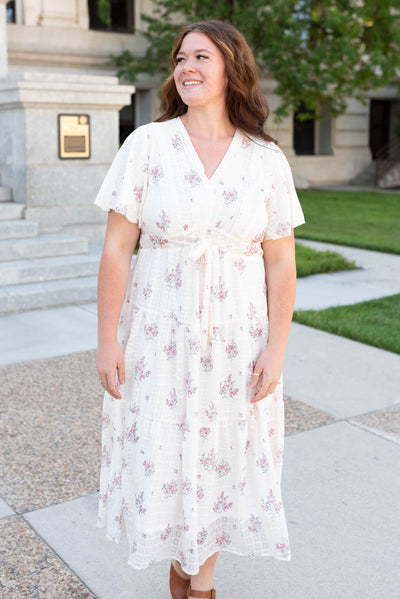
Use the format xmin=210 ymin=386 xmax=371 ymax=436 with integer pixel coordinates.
xmin=188 ymin=237 xmax=221 ymax=351
xmin=141 ymin=231 xmax=262 ymax=352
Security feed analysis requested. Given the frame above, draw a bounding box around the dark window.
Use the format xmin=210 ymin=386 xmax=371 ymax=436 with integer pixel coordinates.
xmin=6 ymin=1 xmax=16 ymax=23
xmin=88 ymin=0 xmax=134 ymax=33
xmin=119 ymin=94 xmax=136 ymax=145
xmin=294 ymin=103 xmax=315 ymax=155
xmin=369 ymin=100 xmax=391 ymax=159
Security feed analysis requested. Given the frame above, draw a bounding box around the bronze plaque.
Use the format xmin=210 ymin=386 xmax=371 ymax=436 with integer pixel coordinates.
xmin=58 ymin=114 xmax=90 ymax=159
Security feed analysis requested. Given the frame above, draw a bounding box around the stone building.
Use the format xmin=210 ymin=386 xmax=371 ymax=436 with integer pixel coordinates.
xmin=0 ymin=0 xmax=399 ymax=312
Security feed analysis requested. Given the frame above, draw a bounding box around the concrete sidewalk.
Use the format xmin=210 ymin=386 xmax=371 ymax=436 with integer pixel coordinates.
xmin=295 ymin=239 xmax=400 ymax=309
xmin=1 ymin=241 xmax=399 ymax=598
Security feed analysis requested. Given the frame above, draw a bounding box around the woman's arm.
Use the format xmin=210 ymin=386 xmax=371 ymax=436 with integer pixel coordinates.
xmin=96 ymin=211 xmax=140 ymax=399
xmin=249 ymin=231 xmax=297 ymax=403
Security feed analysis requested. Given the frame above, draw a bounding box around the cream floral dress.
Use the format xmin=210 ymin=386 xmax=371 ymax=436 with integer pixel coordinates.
xmin=94 ymin=116 xmax=305 ymax=575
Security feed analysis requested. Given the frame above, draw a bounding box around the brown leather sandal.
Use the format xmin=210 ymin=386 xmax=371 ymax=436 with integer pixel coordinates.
xmin=169 ymin=560 xmax=191 ymax=599
xmin=186 ymin=586 xmax=216 ymax=598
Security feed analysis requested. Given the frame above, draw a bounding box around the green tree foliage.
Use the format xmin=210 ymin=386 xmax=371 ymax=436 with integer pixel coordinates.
xmin=98 ymin=0 xmax=112 ymax=26
xmin=107 ymin=0 xmax=400 ymax=120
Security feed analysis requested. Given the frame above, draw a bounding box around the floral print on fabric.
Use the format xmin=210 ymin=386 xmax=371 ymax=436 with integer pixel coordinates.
xmin=93 ymin=117 xmax=305 ymax=575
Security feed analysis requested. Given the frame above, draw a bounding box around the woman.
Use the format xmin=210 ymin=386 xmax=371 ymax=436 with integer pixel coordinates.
xmin=94 ymin=19 xmax=304 ymax=599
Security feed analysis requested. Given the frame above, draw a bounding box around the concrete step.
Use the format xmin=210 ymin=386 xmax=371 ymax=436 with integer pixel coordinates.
xmin=0 ymin=219 xmax=38 ymax=240
xmin=0 ymin=202 xmax=25 ymax=220
xmin=353 ymin=172 xmax=376 ymax=185
xmin=25 ymin=205 xmax=107 ymax=229
xmin=350 ymin=162 xmax=376 ymax=186
xmin=377 ymin=162 xmax=400 ymax=189
xmin=0 ymin=247 xmax=102 ymax=286
xmin=0 ymin=186 xmax=12 ymax=202
xmin=0 ymin=233 xmax=88 ymax=262
xmin=0 ymin=276 xmax=98 ymax=314
xmin=64 ymin=222 xmax=106 ymax=245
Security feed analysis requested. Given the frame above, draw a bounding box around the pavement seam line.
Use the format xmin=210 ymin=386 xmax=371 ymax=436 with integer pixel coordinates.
xmin=0 ymin=494 xmax=16 ymax=515
xmin=19 ymin=489 xmax=100 ymax=517
xmin=286 ymin=418 xmax=344 ymax=437
xmin=21 ymin=513 xmax=98 ymax=598
xmin=345 ymin=419 xmax=400 ymax=446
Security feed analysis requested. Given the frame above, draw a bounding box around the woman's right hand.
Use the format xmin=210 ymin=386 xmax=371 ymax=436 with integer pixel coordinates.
xmin=96 ymin=341 xmax=126 ymax=399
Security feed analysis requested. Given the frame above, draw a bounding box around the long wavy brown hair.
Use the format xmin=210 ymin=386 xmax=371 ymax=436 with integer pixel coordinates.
xmin=156 ymin=20 xmax=276 ymax=143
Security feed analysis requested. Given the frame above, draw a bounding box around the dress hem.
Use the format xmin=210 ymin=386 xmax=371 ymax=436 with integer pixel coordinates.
xmin=97 ymin=522 xmax=291 ymax=575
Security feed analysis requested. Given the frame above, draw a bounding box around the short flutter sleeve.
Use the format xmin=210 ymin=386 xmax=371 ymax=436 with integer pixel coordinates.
xmin=94 ymin=126 xmax=149 ymax=228
xmin=263 ymin=148 xmax=305 ymax=241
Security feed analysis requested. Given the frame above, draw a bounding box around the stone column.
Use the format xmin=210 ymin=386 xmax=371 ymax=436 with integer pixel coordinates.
xmin=23 ymin=0 xmax=41 ymax=26
xmin=0 ymin=73 xmax=135 ymax=243
xmin=0 ymin=0 xmax=8 ymax=78
xmin=24 ymin=0 xmax=89 ymax=28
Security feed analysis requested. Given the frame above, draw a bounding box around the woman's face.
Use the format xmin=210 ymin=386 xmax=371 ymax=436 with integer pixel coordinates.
xmin=173 ymin=31 xmax=228 ymax=110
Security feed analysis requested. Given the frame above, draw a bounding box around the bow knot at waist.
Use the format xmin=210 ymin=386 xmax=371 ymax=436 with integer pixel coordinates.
xmin=188 ymin=238 xmax=219 ymax=263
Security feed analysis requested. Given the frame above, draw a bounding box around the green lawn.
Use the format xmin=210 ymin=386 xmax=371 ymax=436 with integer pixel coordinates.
xmin=295 ymin=243 xmax=356 ymax=278
xmin=296 ymin=190 xmax=400 ymax=254
xmin=293 ymin=294 xmax=400 ymax=355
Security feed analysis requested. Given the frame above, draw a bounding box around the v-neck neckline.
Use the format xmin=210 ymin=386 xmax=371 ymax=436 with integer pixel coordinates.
xmin=177 ymin=116 xmax=239 ymax=182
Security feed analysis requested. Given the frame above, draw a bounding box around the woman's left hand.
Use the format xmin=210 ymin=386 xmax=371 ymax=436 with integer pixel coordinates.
xmin=249 ymin=347 xmax=284 ymax=403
